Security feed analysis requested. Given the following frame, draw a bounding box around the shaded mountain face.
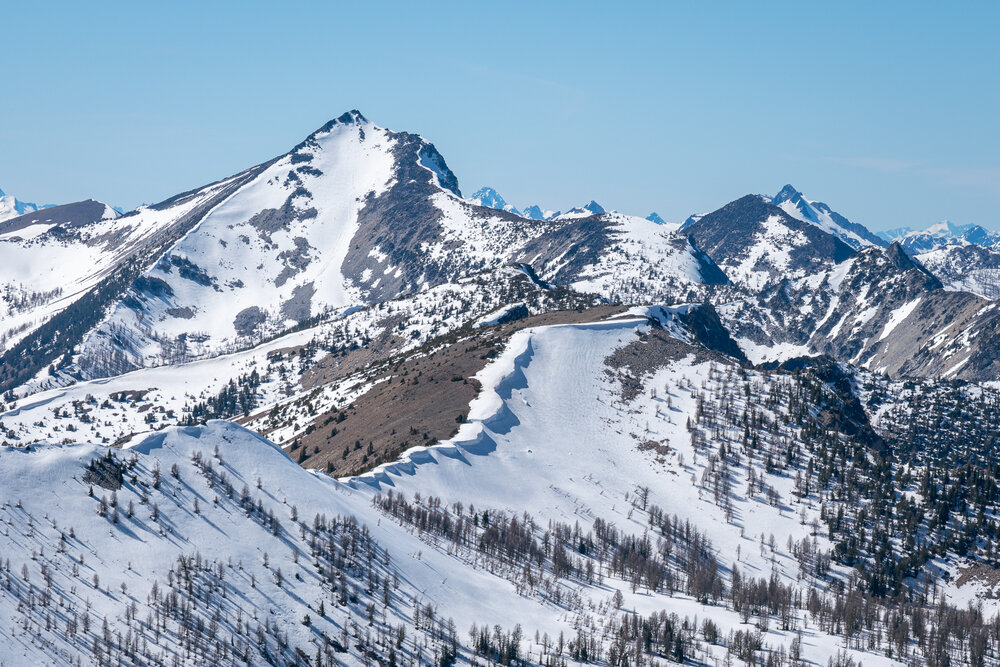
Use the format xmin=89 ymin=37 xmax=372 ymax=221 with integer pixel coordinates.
xmin=517 ymin=212 xmax=728 ymax=303
xmin=682 ymin=194 xmax=855 ymax=290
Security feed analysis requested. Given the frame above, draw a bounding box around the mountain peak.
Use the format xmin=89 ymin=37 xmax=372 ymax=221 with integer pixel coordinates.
xmin=307 ymin=110 xmax=370 ymax=139
xmin=584 ymin=200 xmax=605 ymax=214
xmin=469 ymin=186 xmax=506 ymax=207
xmin=646 ymin=212 xmax=666 ymax=225
xmin=773 ymin=184 xmax=802 ymax=204
xmin=521 ymin=204 xmax=546 ymax=220
xmin=468 ymin=187 xmax=520 ymax=216
xmin=333 ymin=109 xmax=368 ymax=126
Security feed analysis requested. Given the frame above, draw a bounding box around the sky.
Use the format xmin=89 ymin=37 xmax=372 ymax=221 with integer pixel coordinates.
xmin=2 ymin=1 xmax=998 ymax=231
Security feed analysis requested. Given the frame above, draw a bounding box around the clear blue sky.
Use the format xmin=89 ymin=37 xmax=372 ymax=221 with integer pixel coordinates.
xmin=3 ymin=1 xmax=998 ymax=230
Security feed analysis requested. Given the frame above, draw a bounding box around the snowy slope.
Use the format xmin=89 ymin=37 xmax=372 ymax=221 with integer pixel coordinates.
xmin=0 ymin=420 xmax=586 ymax=665
xmin=517 ymin=212 xmax=727 ymax=302
xmin=0 ymin=165 xmax=275 ymax=394
xmin=766 ymin=184 xmax=886 ymax=250
xmin=76 ymin=112 xmax=396 ymax=370
xmin=0 ymin=318 xmax=919 ymax=666
xmin=717 ymin=241 xmax=1000 ymax=380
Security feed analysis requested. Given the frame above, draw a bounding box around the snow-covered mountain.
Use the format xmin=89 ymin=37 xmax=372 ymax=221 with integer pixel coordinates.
xmin=0 ymin=186 xmax=53 ymax=222
xmin=878 ymin=220 xmax=1000 ymax=254
xmin=719 ymin=240 xmax=1000 ymax=380
xmin=764 ymin=184 xmax=887 ymax=250
xmin=0 ymin=198 xmax=118 ymax=237
xmin=6 ymin=111 xmax=1000 ymax=666
xmin=0 ymin=113 xmax=723 ymax=392
xmin=517 ymin=212 xmax=727 ymax=302
xmin=554 ymin=200 xmax=605 ymax=220
xmin=682 ymin=194 xmax=856 ymax=290
xmin=467 ymin=186 xmax=521 ymax=215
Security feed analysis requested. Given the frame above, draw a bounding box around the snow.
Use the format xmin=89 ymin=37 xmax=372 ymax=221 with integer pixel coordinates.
xmin=724 ymin=214 xmax=809 ymax=290
xmin=0 ymin=190 xmax=49 ymax=223
xmin=0 ymin=183 xmax=238 ymax=353
xmin=877 ymin=298 xmax=921 ymax=341
xmin=566 ymin=214 xmax=714 ymax=300
xmin=74 ymin=118 xmax=397 ymax=370
xmin=342 ymin=316 xmax=899 ymax=664
xmin=0 ymin=303 xmax=958 ymax=665
xmin=735 ymin=338 xmax=813 ymax=365
xmin=474 ymin=303 xmax=525 ymax=328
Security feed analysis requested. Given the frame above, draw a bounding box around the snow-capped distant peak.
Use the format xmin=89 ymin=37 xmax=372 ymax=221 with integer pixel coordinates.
xmin=554 ymin=200 xmax=606 ymax=220
xmin=879 ymin=220 xmax=1000 ymax=254
xmin=467 ymin=186 xmax=521 ymax=216
xmin=469 ymin=192 xmax=606 ymax=221
xmin=0 ymin=187 xmax=54 ymax=223
xmin=520 ymin=204 xmax=547 ymax=220
xmin=646 ymin=212 xmax=667 ymax=225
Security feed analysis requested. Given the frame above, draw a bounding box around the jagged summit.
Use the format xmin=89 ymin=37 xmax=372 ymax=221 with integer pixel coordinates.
xmin=521 ymin=204 xmax=546 ymax=220
xmin=468 ymin=186 xmax=520 ymax=215
xmin=761 ymin=184 xmax=886 ymax=250
xmin=771 ymin=184 xmax=801 ymax=204
xmin=554 ymin=200 xmax=606 ymax=220
xmin=316 ymin=109 xmax=369 ymax=132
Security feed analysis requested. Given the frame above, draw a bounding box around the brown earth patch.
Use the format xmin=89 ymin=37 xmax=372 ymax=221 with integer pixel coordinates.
xmin=278 ymin=305 xmax=627 ymax=476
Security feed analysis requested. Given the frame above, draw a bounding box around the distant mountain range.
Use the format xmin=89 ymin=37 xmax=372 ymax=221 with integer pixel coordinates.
xmin=0 ymin=186 xmax=53 ymax=222
xmin=468 ymin=186 xmax=606 ymax=221
xmin=878 ymin=220 xmax=1000 ymax=254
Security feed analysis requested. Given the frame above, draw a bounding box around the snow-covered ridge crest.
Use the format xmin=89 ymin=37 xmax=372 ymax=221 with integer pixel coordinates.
xmin=346 ymin=316 xmax=645 ymax=490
